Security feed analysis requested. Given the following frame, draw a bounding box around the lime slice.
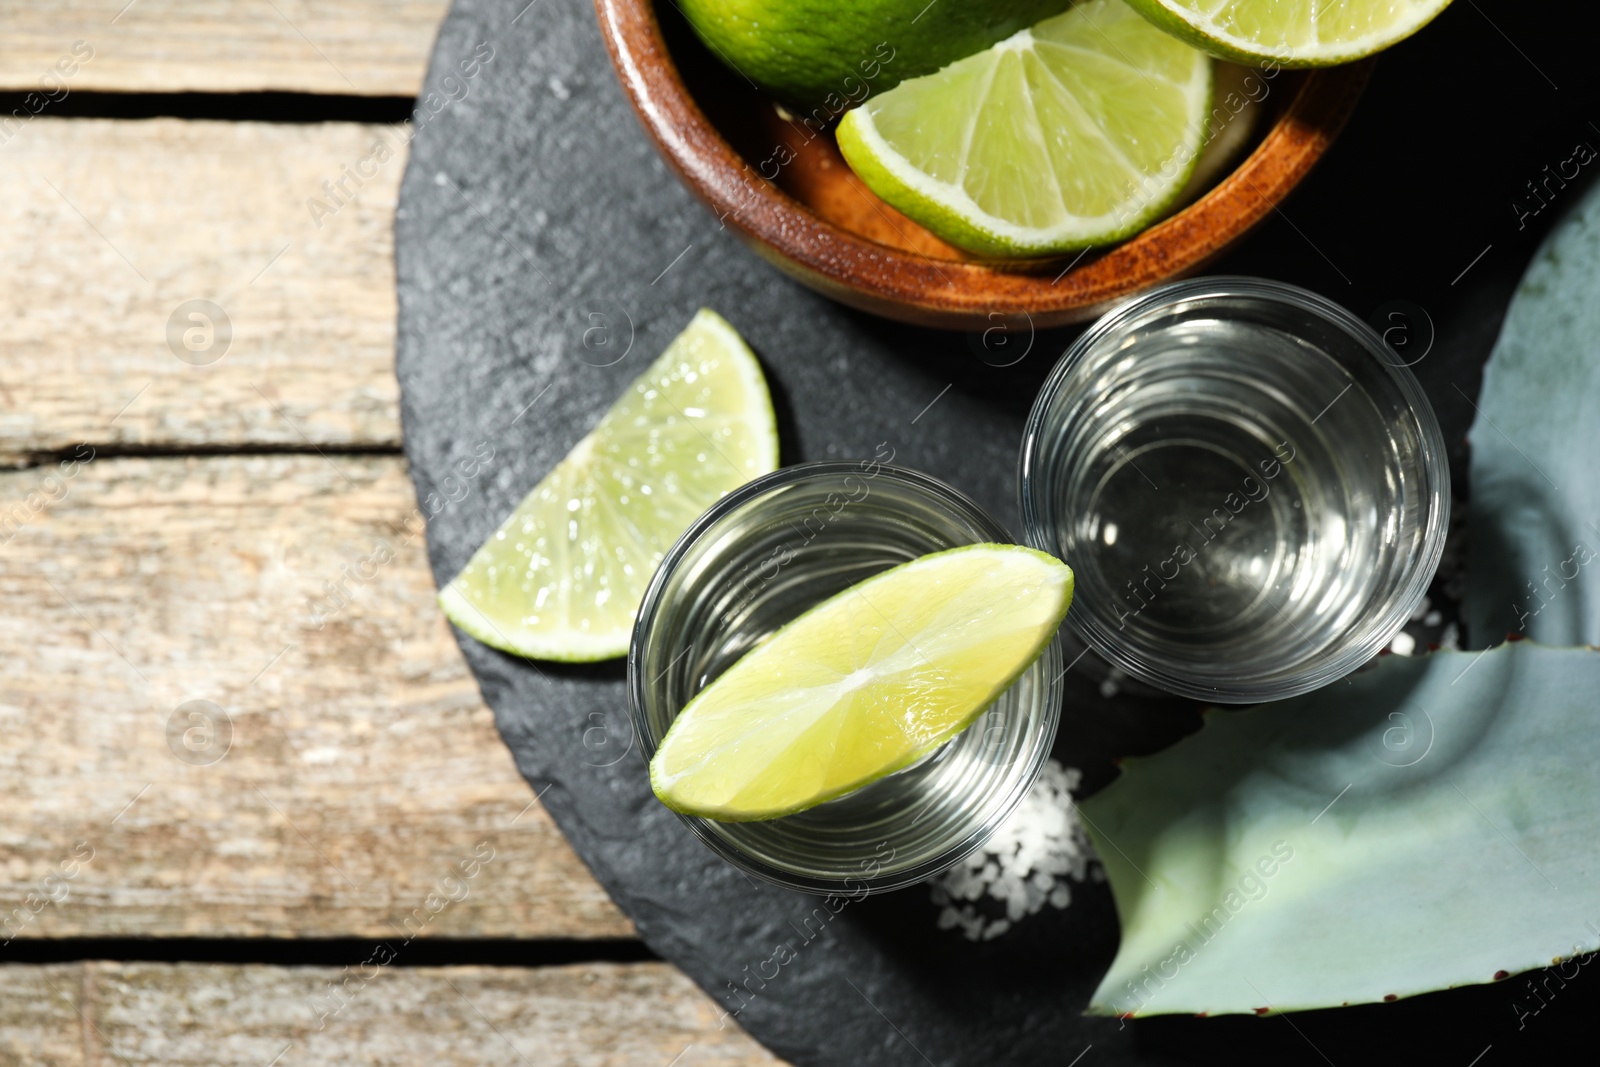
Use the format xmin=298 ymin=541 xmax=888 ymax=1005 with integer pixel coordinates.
xmin=836 ymin=0 xmax=1212 ymax=258
xmin=650 ymin=544 xmax=1074 ymax=822
xmin=439 ymin=309 xmax=778 ymax=662
xmin=1123 ymin=0 xmax=1453 ymax=67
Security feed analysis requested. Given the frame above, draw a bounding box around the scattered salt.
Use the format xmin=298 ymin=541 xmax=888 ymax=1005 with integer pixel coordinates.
xmin=1439 ymin=622 xmax=1460 ymax=650
xmin=927 ymin=760 xmax=1098 ymax=941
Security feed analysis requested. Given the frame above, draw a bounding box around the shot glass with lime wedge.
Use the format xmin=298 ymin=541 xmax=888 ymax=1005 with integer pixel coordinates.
xmin=630 ymin=462 xmax=1071 ymax=894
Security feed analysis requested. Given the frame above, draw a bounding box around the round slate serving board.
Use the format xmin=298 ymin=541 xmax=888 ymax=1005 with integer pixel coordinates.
xmin=396 ymin=1 xmax=1598 ymax=1062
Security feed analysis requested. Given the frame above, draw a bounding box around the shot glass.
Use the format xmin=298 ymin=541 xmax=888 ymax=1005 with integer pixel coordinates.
xmin=630 ymin=461 xmax=1062 ymax=894
xmin=1020 ymin=277 xmax=1449 ymax=703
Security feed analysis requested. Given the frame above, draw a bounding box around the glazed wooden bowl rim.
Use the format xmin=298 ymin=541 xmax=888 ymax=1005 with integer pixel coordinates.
xmin=594 ymin=0 xmax=1373 ymax=329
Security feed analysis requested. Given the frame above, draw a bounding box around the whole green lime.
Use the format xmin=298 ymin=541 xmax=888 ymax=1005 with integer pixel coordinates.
xmin=677 ymin=0 xmax=1074 ymax=114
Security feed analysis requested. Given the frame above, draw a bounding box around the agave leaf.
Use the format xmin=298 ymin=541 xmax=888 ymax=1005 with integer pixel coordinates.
xmin=1084 ymin=181 xmax=1600 ymax=1017
xmin=1083 ymin=641 xmax=1600 ymax=1017
xmin=1468 ymin=184 xmax=1600 ymax=646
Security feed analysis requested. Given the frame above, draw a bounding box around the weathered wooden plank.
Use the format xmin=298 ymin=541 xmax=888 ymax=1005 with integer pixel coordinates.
xmin=0 ymin=118 xmax=409 ymax=464
xmin=0 ymin=454 xmax=632 ymax=940
xmin=0 ymin=964 xmax=82 ymax=1067
xmin=0 ymin=961 xmax=783 ymax=1067
xmin=0 ymin=1 xmax=447 ymax=96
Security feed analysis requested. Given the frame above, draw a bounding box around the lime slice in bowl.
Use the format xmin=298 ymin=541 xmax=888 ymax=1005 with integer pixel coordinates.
xmin=439 ymin=309 xmax=779 ymax=662
xmin=650 ymin=543 xmax=1075 ymax=822
xmin=836 ymin=0 xmax=1212 ymax=257
xmin=1124 ymin=0 xmax=1454 ymax=67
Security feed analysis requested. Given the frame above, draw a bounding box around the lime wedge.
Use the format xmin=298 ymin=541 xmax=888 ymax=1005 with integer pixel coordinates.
xmin=650 ymin=544 xmax=1074 ymax=822
xmin=836 ymin=0 xmax=1212 ymax=257
xmin=439 ymin=309 xmax=778 ymax=662
xmin=1124 ymin=0 xmax=1453 ymax=67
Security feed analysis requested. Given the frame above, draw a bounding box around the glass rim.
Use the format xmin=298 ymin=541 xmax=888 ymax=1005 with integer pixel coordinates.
xmin=631 ymin=460 xmax=1017 ymax=672
xmin=1018 ymin=275 xmax=1451 ymax=703
xmin=629 ymin=460 xmax=1063 ymax=894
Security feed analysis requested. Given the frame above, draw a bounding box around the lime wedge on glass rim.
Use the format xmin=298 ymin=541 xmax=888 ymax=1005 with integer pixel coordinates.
xmin=439 ymin=309 xmax=779 ymax=662
xmin=836 ymin=0 xmax=1213 ymax=257
xmin=1123 ymin=0 xmax=1454 ymax=67
xmin=650 ymin=544 xmax=1075 ymax=822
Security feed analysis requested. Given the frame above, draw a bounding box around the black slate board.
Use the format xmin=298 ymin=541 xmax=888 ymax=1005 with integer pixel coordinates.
xmin=396 ymin=1 xmax=1600 ymax=1062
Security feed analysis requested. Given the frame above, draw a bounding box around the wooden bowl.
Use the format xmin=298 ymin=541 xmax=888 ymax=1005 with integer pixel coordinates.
xmin=594 ymin=0 xmax=1373 ymax=331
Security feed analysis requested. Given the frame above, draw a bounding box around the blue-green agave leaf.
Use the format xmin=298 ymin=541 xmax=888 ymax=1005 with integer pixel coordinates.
xmin=1468 ymin=182 xmax=1600 ymax=646
xmin=1083 ymin=641 xmax=1600 ymax=1017
xmin=1083 ymin=177 xmax=1600 ymax=1017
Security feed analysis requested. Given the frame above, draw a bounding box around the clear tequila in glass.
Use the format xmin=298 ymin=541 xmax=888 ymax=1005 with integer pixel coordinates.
xmin=630 ymin=462 xmax=1062 ymax=894
xmin=1022 ymin=278 xmax=1449 ymax=703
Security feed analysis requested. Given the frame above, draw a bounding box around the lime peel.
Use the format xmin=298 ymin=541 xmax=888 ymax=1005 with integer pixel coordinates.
xmin=677 ymin=0 xmax=1078 ymax=110
xmin=439 ymin=309 xmax=779 ymax=663
xmin=1123 ymin=0 xmax=1455 ymax=67
xmin=837 ymin=0 xmax=1213 ymax=257
xmin=650 ymin=543 xmax=1075 ymax=822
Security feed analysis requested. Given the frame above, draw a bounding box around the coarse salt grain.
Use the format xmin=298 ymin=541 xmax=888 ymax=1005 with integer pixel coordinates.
xmin=1439 ymin=621 xmax=1460 ymax=650
xmin=927 ymin=760 xmax=1098 ymax=941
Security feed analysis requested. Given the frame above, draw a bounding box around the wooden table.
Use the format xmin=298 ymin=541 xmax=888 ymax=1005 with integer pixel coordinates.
xmin=0 ymin=4 xmax=778 ymax=1063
